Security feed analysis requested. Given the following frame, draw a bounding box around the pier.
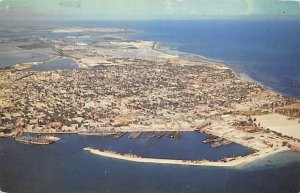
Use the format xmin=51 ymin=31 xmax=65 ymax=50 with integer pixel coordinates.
xmin=128 ymin=132 xmax=142 ymax=139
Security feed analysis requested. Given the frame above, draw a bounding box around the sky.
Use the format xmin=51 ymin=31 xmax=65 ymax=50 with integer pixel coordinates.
xmin=0 ymin=0 xmax=299 ymax=20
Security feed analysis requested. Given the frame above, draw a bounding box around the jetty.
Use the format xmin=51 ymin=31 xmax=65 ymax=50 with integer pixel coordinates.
xmin=84 ymin=146 xmax=289 ymax=167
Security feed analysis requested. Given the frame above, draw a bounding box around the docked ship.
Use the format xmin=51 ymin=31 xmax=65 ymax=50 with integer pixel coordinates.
xmin=168 ymin=131 xmax=182 ymax=139
xmin=14 ymin=134 xmax=60 ymax=145
xmin=211 ymin=139 xmax=232 ymax=148
xmin=156 ymin=131 xmax=166 ymax=138
xmin=203 ymin=137 xmax=222 ymax=143
xmin=114 ymin=132 xmax=127 ymax=139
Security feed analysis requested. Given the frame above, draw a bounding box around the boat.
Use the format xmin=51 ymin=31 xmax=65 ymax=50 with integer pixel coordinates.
xmin=211 ymin=139 xmax=232 ymax=148
xmin=114 ymin=132 xmax=127 ymax=139
xmin=15 ymin=138 xmax=49 ymax=145
xmin=156 ymin=131 xmax=166 ymax=138
xmin=211 ymin=141 xmax=223 ymax=148
xmin=43 ymin=135 xmax=61 ymax=142
xmin=168 ymin=131 xmax=182 ymax=139
xmin=128 ymin=132 xmax=142 ymax=139
xmin=174 ymin=131 xmax=182 ymax=139
xmin=14 ymin=134 xmax=60 ymax=145
xmin=203 ymin=137 xmax=222 ymax=143
xmin=143 ymin=132 xmax=156 ymax=138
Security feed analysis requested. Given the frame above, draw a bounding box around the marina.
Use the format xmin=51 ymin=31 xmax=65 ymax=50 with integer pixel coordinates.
xmin=0 ymin=132 xmax=299 ymax=193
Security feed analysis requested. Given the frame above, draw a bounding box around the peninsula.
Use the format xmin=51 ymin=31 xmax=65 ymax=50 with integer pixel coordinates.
xmin=0 ymin=26 xmax=299 ymax=166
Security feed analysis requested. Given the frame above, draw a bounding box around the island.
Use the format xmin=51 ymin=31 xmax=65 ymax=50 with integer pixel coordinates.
xmin=0 ymin=27 xmax=299 ymax=167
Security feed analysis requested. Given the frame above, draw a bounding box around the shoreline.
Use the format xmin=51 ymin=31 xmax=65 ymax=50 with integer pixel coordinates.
xmin=84 ymin=147 xmax=289 ymax=168
xmin=149 ymin=38 xmax=300 ymax=100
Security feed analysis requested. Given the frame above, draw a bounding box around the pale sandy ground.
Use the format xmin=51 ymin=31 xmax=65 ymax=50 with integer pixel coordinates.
xmin=254 ymin=113 xmax=300 ymax=139
xmin=84 ymin=147 xmax=288 ymax=167
xmin=78 ymin=56 xmax=113 ymax=67
xmin=109 ymin=41 xmax=178 ymax=59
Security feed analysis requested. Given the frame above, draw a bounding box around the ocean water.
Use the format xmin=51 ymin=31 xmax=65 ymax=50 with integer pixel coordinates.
xmin=67 ymin=20 xmax=300 ymax=98
xmin=0 ymin=135 xmax=300 ymax=193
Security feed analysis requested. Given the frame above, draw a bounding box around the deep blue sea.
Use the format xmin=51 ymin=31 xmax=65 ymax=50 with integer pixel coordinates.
xmin=65 ymin=20 xmax=300 ymax=98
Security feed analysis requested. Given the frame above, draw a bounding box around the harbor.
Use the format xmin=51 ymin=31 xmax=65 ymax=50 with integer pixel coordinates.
xmin=1 ymin=134 xmax=299 ymax=193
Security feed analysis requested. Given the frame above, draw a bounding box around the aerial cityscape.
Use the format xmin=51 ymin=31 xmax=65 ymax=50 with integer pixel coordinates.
xmin=0 ymin=0 xmax=300 ymax=193
xmin=0 ymin=27 xmax=299 ymax=167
